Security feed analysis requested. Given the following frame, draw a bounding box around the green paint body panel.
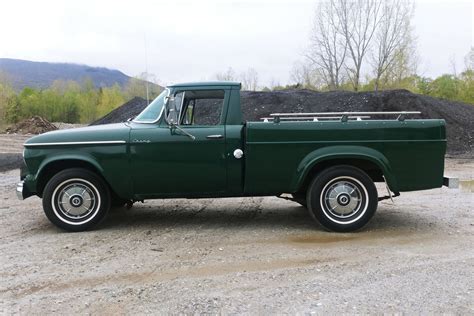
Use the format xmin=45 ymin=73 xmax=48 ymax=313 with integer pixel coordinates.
xmin=244 ymin=120 xmax=446 ymax=193
xmin=21 ymin=82 xmax=446 ymax=201
xmin=23 ymin=123 xmax=132 ymax=198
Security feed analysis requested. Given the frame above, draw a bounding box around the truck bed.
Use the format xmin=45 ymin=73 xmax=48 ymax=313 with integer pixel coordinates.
xmin=243 ymin=119 xmax=446 ymax=194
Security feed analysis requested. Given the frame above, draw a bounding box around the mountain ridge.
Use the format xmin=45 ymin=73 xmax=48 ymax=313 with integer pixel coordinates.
xmin=0 ymin=58 xmax=133 ymax=90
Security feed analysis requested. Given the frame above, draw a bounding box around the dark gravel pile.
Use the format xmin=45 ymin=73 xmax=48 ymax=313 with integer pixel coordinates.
xmin=91 ymin=90 xmax=474 ymax=155
xmin=90 ymin=97 xmax=147 ymax=126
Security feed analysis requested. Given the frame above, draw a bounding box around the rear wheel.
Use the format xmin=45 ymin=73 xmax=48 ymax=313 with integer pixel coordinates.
xmin=306 ymin=165 xmax=378 ymax=232
xmin=42 ymin=168 xmax=110 ymax=232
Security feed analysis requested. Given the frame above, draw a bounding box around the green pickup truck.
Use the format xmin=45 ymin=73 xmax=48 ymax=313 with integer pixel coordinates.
xmin=17 ymin=82 xmax=453 ymax=232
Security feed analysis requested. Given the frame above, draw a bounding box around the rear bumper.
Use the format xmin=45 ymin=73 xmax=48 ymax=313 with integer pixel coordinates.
xmin=443 ymin=176 xmax=459 ymax=189
xmin=16 ymin=181 xmax=33 ymax=200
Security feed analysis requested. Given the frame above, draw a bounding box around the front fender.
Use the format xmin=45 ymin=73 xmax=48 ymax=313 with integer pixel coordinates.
xmin=291 ymin=145 xmax=398 ymax=192
xmin=35 ymin=153 xmax=104 ymax=182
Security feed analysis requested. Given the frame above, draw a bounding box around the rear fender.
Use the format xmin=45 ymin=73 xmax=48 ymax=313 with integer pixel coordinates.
xmin=291 ymin=145 xmax=398 ymax=192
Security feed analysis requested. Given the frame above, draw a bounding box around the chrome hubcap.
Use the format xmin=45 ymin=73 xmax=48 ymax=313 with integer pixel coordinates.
xmin=323 ymin=180 xmax=362 ymax=219
xmin=57 ymin=182 xmax=96 ymax=219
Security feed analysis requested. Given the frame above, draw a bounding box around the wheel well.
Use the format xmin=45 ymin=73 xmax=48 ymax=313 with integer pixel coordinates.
xmin=37 ymin=160 xmax=105 ymax=197
xmin=297 ymin=158 xmax=384 ymax=194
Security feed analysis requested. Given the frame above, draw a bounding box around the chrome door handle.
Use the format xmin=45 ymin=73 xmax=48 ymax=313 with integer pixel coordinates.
xmin=206 ymin=134 xmax=223 ymax=139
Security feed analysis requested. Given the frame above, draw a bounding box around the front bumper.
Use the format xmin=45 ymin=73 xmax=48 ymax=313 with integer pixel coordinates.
xmin=16 ymin=181 xmax=25 ymax=200
xmin=16 ymin=181 xmax=33 ymax=200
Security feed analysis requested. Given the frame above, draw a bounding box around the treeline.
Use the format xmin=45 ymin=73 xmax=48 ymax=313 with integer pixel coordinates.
xmin=283 ymin=0 xmax=474 ymax=105
xmin=0 ymin=75 xmax=161 ymax=125
xmin=276 ymin=70 xmax=474 ymax=106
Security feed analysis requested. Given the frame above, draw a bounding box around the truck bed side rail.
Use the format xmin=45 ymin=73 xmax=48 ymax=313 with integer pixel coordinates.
xmin=263 ymin=111 xmax=421 ymax=123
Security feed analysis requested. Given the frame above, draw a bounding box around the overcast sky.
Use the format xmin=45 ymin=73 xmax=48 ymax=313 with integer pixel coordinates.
xmin=0 ymin=0 xmax=472 ymax=86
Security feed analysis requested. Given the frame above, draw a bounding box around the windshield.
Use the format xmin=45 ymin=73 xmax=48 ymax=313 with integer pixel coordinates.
xmin=133 ymin=89 xmax=169 ymax=123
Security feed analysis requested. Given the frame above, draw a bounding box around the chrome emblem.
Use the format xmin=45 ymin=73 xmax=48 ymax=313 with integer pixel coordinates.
xmin=133 ymin=139 xmax=151 ymax=143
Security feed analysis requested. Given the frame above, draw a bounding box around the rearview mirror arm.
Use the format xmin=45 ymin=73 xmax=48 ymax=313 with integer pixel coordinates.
xmin=169 ymin=122 xmax=196 ymax=141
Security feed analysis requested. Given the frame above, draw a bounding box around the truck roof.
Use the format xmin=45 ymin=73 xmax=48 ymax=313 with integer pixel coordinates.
xmin=167 ymin=81 xmax=241 ymax=88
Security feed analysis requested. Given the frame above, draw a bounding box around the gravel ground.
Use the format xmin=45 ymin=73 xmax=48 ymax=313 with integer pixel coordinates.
xmin=0 ymin=159 xmax=473 ymax=314
xmin=0 ymin=135 xmax=30 ymax=172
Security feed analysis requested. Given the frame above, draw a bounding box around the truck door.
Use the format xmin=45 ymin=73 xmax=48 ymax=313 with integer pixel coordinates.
xmin=131 ymin=89 xmax=228 ymax=196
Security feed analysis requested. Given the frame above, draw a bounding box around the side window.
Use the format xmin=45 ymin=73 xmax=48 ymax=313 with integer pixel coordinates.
xmin=180 ymin=90 xmax=225 ymax=126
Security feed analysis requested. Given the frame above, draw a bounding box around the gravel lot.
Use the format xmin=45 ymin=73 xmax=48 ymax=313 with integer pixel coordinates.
xmin=0 ymin=159 xmax=473 ymax=314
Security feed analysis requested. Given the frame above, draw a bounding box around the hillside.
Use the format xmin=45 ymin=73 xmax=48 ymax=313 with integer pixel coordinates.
xmin=0 ymin=58 xmax=131 ymax=90
xmin=91 ymin=89 xmax=474 ymax=155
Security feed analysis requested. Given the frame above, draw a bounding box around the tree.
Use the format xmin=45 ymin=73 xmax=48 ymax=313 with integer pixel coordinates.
xmin=240 ymin=68 xmax=259 ymax=91
xmin=430 ymin=74 xmax=459 ymax=101
xmin=97 ymin=84 xmax=125 ymax=118
xmin=465 ymin=47 xmax=474 ymax=70
xmin=215 ymin=67 xmax=238 ymax=81
xmin=458 ymin=70 xmax=474 ymax=104
xmin=78 ymin=78 xmax=100 ymax=123
xmin=124 ymin=73 xmax=162 ymax=102
xmin=290 ymin=61 xmax=325 ymax=89
xmin=306 ymin=0 xmax=347 ymax=90
xmin=337 ymin=0 xmax=382 ymax=91
xmin=0 ymin=71 xmax=18 ymax=124
xmin=383 ymin=39 xmax=418 ymax=87
xmin=371 ymin=0 xmax=414 ymax=91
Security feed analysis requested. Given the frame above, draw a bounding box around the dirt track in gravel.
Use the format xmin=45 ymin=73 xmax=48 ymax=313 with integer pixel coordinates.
xmin=1 ymin=159 xmax=473 ymax=314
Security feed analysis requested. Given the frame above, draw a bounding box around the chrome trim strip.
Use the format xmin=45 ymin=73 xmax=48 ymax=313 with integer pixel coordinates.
xmin=24 ymin=140 xmax=126 ymax=147
xmin=132 ymin=88 xmax=170 ymax=124
xmin=132 ymin=105 xmax=165 ymax=124
xmin=206 ymin=134 xmax=224 ymax=139
xmin=270 ymin=111 xmax=421 ymax=116
xmin=177 ymin=91 xmax=186 ymax=125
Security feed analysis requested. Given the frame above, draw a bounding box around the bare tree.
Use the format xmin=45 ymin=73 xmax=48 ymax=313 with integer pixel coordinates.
xmin=240 ymin=68 xmax=259 ymax=91
xmin=465 ymin=47 xmax=474 ymax=70
xmin=269 ymin=78 xmax=282 ymax=90
xmin=306 ymin=0 xmax=347 ymax=90
xmin=290 ymin=61 xmax=324 ymax=89
xmin=379 ymin=30 xmax=418 ymax=87
xmin=215 ymin=67 xmax=238 ymax=81
xmin=371 ymin=0 xmax=414 ymax=90
xmin=337 ymin=0 xmax=382 ymax=91
xmin=124 ymin=72 xmax=162 ymax=100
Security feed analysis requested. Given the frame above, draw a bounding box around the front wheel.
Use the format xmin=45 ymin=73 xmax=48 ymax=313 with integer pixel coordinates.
xmin=306 ymin=165 xmax=378 ymax=232
xmin=42 ymin=168 xmax=110 ymax=232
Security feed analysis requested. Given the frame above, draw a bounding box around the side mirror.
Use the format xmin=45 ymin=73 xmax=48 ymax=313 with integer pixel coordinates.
xmin=164 ymin=95 xmax=196 ymax=140
xmin=164 ymin=95 xmax=177 ymax=124
xmin=167 ymin=108 xmax=179 ymax=125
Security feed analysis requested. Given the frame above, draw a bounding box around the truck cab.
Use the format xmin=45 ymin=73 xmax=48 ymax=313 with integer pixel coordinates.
xmin=129 ymin=82 xmax=244 ymax=198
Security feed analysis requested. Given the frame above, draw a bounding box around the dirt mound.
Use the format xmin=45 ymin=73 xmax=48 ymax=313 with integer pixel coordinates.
xmin=6 ymin=116 xmax=58 ymax=134
xmin=91 ymin=90 xmax=474 ymax=155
